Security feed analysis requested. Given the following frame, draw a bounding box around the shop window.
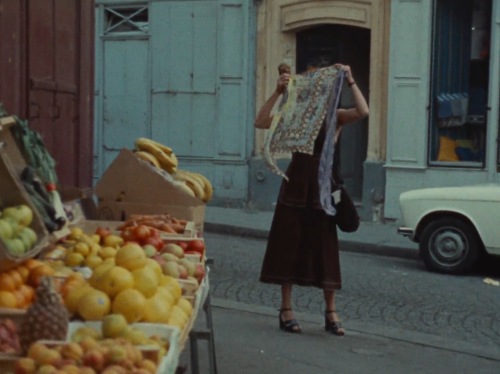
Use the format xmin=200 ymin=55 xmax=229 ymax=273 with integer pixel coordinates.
xmin=104 ymin=6 xmax=149 ymax=34
xmin=429 ymin=0 xmax=492 ymax=167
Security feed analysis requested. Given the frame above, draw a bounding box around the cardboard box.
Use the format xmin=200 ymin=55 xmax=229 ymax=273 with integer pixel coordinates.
xmin=94 ymin=149 xmax=206 ymax=233
xmin=0 ymin=145 xmax=50 ymax=272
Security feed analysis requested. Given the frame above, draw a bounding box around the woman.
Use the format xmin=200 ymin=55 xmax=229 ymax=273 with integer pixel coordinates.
xmin=255 ymin=64 xmax=369 ymax=335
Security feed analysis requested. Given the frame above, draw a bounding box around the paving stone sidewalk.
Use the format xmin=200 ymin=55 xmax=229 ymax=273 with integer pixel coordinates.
xmin=204 ymin=207 xmax=419 ymax=259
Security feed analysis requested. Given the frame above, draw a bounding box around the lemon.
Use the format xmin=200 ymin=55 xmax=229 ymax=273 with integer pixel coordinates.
xmin=65 ymin=253 xmax=85 ymax=267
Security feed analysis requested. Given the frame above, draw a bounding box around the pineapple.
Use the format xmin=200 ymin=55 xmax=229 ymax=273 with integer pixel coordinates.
xmin=19 ymin=276 xmax=69 ymax=354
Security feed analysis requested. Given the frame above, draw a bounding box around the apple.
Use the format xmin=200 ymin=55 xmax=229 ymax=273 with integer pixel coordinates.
xmin=151 ymin=255 xmax=166 ymax=266
xmin=142 ymin=245 xmax=157 ymax=258
xmin=179 ymin=259 xmax=195 ymax=277
xmin=0 ymin=219 xmax=13 ymax=240
xmin=161 ymin=253 xmax=179 ymax=263
xmin=5 ymin=238 xmax=25 ymax=255
xmin=162 ymin=244 xmax=184 ymax=258
xmin=162 ymin=262 xmax=179 ymax=278
xmin=177 ymin=265 xmax=188 ymax=280
xmin=176 ymin=242 xmax=188 ymax=251
xmin=194 ymin=264 xmax=205 ymax=283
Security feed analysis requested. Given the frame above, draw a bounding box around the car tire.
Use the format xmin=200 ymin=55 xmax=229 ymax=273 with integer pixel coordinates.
xmin=419 ymin=217 xmax=480 ymax=275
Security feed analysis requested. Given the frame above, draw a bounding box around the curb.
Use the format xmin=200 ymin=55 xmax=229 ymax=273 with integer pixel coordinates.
xmin=211 ymin=298 xmax=500 ymax=362
xmin=204 ymin=222 xmax=419 ymax=261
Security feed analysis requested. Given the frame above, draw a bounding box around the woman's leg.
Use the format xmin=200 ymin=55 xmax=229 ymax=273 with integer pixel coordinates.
xmin=323 ymin=290 xmax=345 ymax=334
xmin=280 ymin=284 xmax=301 ymax=332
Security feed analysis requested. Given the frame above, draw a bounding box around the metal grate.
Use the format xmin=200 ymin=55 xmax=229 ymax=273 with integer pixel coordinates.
xmin=104 ymin=6 xmax=149 ymax=34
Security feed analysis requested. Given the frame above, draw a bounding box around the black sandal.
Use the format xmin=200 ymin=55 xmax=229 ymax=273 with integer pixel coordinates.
xmin=279 ymin=308 xmax=302 ymax=334
xmin=325 ymin=310 xmax=345 ymax=336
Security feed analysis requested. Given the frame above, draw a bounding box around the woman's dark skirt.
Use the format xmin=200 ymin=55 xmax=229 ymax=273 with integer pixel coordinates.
xmin=259 ymin=200 xmax=342 ymax=291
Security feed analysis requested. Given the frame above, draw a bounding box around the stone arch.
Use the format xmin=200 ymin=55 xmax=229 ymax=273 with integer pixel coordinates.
xmin=280 ymin=1 xmax=372 ymax=33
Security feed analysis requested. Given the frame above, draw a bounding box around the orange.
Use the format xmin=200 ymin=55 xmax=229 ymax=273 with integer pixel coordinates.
xmin=66 ymin=272 xmax=86 ymax=285
xmin=0 ymin=291 xmax=17 ymax=308
xmin=28 ymin=265 xmax=55 ymax=288
xmin=8 ymin=270 xmax=23 ymax=289
xmin=20 ymin=285 xmax=35 ymax=303
xmin=0 ymin=273 xmax=16 ymax=292
xmin=16 ymin=266 xmax=30 ymax=283
xmin=24 ymin=259 xmax=42 ymax=271
xmin=13 ymin=289 xmax=27 ymax=309
xmin=61 ymin=281 xmax=81 ymax=298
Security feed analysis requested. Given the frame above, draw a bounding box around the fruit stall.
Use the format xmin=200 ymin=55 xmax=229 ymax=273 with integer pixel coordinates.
xmin=0 ymin=110 xmax=218 ymax=374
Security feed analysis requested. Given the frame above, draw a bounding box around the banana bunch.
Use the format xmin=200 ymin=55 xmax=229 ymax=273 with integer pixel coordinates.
xmin=133 ymin=138 xmax=213 ymax=203
xmin=174 ymin=169 xmax=213 ymax=203
xmin=134 ymin=138 xmax=178 ymax=174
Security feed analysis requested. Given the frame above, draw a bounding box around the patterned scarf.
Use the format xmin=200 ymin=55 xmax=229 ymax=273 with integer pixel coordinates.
xmin=263 ymin=66 xmax=346 ymax=216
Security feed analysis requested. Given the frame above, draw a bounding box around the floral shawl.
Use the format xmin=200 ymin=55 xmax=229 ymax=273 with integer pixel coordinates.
xmin=263 ymin=66 xmax=346 ymax=216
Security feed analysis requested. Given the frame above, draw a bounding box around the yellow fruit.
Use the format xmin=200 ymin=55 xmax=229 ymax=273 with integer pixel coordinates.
xmin=99 ymin=266 xmax=134 ymax=298
xmin=167 ymin=317 xmax=184 ymax=329
xmin=91 ymin=235 xmax=101 ymax=244
xmin=143 ymin=293 xmax=171 ymax=324
xmin=65 ymin=285 xmax=92 ymax=315
xmin=177 ymin=297 xmax=193 ymax=317
xmin=156 ymin=287 xmax=175 ymax=305
xmin=103 ymin=258 xmax=115 ymax=266
xmin=99 ymin=247 xmax=117 ymax=260
xmin=65 ymin=253 xmax=85 ymax=267
xmin=102 ymin=314 xmax=128 ymax=338
xmin=85 ymin=255 xmax=103 ymax=269
xmin=89 ymin=263 xmax=114 ymax=288
xmin=160 ymin=276 xmax=182 ymax=301
xmin=115 ymin=244 xmax=147 ymax=271
xmin=103 ymin=235 xmax=124 ymax=248
xmin=170 ymin=305 xmax=189 ymax=324
xmin=135 ymin=151 xmax=161 ymax=168
xmin=89 ymin=245 xmax=100 ymax=257
xmin=112 ymin=289 xmax=146 ymax=323
xmin=74 ymin=243 xmax=90 ymax=257
xmin=145 ymin=259 xmax=162 ymax=279
xmin=78 ymin=289 xmax=111 ymax=321
xmin=68 ymin=228 xmax=83 ymax=241
xmin=132 ymin=267 xmax=158 ymax=298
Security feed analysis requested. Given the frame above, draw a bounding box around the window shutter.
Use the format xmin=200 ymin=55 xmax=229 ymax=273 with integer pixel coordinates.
xmin=386 ymin=0 xmax=434 ymax=168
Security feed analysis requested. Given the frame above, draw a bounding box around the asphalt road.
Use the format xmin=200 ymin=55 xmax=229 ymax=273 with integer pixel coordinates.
xmin=204 ymin=233 xmax=500 ymax=348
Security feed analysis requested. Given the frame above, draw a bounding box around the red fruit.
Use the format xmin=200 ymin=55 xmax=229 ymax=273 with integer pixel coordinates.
xmin=176 ymin=242 xmax=188 ymax=251
xmin=121 ymin=229 xmax=135 ymax=242
xmin=143 ymin=237 xmax=161 ymax=250
xmin=95 ymin=227 xmax=111 ymax=239
xmin=187 ymin=240 xmax=205 ymax=254
xmin=151 ymin=255 xmax=165 ymax=267
xmin=133 ymin=225 xmax=151 ymax=241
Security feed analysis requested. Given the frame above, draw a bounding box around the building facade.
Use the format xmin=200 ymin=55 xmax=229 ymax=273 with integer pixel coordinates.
xmin=249 ymin=0 xmax=392 ymax=220
xmin=385 ymin=0 xmax=500 ymax=220
xmin=93 ymin=0 xmax=257 ymax=206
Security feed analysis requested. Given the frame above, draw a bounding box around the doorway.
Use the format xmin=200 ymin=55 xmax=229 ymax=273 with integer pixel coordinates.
xmin=296 ymin=24 xmax=370 ymax=201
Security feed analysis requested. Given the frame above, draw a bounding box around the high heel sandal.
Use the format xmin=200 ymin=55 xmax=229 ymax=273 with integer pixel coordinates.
xmin=325 ymin=310 xmax=345 ymax=336
xmin=279 ymin=308 xmax=302 ymax=334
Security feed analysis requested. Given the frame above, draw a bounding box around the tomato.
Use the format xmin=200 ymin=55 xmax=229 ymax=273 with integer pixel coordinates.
xmin=133 ymin=225 xmax=151 ymax=240
xmin=176 ymin=242 xmax=188 ymax=251
xmin=95 ymin=227 xmax=111 ymax=239
xmin=151 ymin=229 xmax=161 ymax=239
xmin=143 ymin=237 xmax=162 ymax=251
xmin=187 ymin=240 xmax=205 ymax=254
xmin=121 ymin=229 xmax=136 ymax=242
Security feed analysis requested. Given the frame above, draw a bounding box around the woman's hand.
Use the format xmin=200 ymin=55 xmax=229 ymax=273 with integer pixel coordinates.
xmin=334 ymin=64 xmax=354 ymax=84
xmin=276 ymin=73 xmax=290 ymax=94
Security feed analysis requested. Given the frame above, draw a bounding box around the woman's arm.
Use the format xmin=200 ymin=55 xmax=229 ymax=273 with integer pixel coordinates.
xmin=254 ymin=73 xmax=290 ymax=129
xmin=335 ymin=64 xmax=369 ymax=126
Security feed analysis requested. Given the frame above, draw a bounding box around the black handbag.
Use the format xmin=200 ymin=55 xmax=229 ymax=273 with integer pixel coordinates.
xmin=332 ymin=185 xmax=360 ymax=233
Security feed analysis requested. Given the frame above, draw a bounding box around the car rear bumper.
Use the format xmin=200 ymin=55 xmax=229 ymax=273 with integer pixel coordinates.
xmin=398 ymin=227 xmax=414 ymax=238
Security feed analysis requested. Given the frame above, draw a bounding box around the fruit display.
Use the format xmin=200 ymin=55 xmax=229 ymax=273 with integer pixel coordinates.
xmin=133 ymin=138 xmax=213 ymax=203
xmin=118 ymin=216 xmax=187 ymax=237
xmin=153 ymin=243 xmax=205 ymax=285
xmin=18 ymin=276 xmax=69 ymax=354
xmin=0 ymin=259 xmax=49 ymax=309
xmin=70 ymin=315 xmax=171 ymax=352
xmin=0 ymin=319 xmax=21 ymax=354
xmin=57 ymin=242 xmax=194 ymax=329
xmin=14 ymin=338 xmax=162 ymax=374
xmin=0 ymin=205 xmax=38 ymax=256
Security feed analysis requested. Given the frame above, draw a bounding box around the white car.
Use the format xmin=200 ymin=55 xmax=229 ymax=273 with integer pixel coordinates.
xmin=398 ymin=184 xmax=500 ymax=274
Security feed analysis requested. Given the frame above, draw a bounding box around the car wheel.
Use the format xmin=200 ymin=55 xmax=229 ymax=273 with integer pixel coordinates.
xmin=419 ymin=217 xmax=480 ymax=275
